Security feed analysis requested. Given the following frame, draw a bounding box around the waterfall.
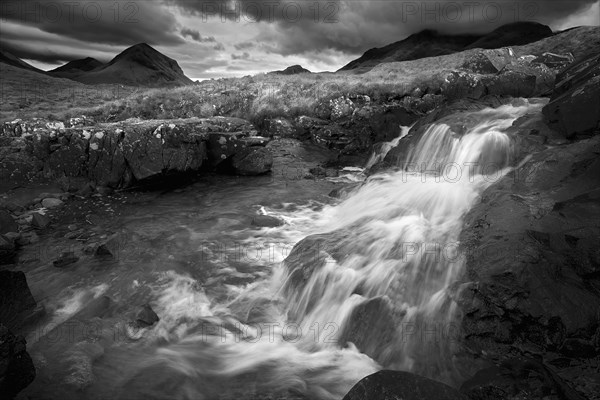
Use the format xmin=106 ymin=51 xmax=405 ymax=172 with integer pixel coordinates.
xmin=106 ymin=101 xmax=542 ymax=400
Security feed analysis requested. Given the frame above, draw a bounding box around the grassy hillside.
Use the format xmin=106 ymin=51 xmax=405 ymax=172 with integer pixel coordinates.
xmin=0 ymin=63 xmax=138 ymax=122
xmin=2 ymin=26 xmax=598 ymax=126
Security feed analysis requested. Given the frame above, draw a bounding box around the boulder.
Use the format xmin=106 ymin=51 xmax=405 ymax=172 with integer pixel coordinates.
xmin=264 ymin=118 xmax=299 ymax=139
xmin=343 ymin=370 xmax=467 ymax=400
xmin=455 ymin=134 xmax=600 ymax=391
xmin=0 ymin=210 xmax=18 ymax=234
xmin=462 ymin=48 xmax=517 ymax=74
xmin=231 ymin=147 xmax=273 ymax=175
xmin=532 ymin=52 xmax=574 ymax=70
xmin=0 ymin=234 xmax=16 ymax=264
xmin=0 ymin=271 xmax=37 ymax=331
xmin=205 ymin=131 xmax=266 ymax=168
xmin=0 ymin=324 xmax=36 ymax=399
xmin=543 ymin=52 xmax=600 ymax=138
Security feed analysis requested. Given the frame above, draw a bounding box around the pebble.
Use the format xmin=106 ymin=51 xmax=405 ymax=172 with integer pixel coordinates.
xmin=53 ymin=251 xmax=79 ymax=268
xmin=42 ymin=198 xmax=64 ymax=208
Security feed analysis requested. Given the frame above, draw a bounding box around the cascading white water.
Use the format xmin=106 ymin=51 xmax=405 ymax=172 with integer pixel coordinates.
xmin=99 ymin=100 xmax=543 ymax=399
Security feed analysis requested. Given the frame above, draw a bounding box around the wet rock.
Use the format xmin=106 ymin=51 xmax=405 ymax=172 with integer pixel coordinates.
xmin=543 ymin=51 xmax=600 ymax=138
xmin=53 ymin=251 xmax=79 ymax=268
xmin=231 ymin=147 xmax=273 ymax=175
xmin=41 ymin=198 xmax=63 ymax=208
xmin=456 ymin=134 xmax=600 ymax=385
xmin=30 ymin=212 xmax=50 ymax=229
xmin=339 ymin=296 xmax=404 ymax=365
xmin=343 ymin=370 xmax=467 ymax=400
xmin=532 ymin=52 xmax=574 ymax=70
xmin=0 ymin=324 xmax=36 ymax=399
xmin=460 ymin=357 xmax=586 ymax=400
xmin=356 ymin=104 xmax=419 ymax=144
xmin=94 ymin=234 xmax=121 ymax=258
xmin=17 ymin=231 xmax=38 ymax=246
xmin=462 ymin=48 xmax=517 ymax=74
xmin=251 ymin=215 xmax=284 ymax=227
xmin=482 ymin=69 xmax=538 ymax=97
xmin=559 ymin=338 xmax=597 ymax=358
xmin=95 ymin=186 xmax=114 ymax=196
xmin=0 ymin=234 xmax=16 ymax=264
xmin=264 ymin=118 xmax=298 ymax=138
xmin=294 ymin=115 xmax=329 ymax=140
xmin=135 ymin=304 xmax=159 ymax=327
xmin=328 ymin=184 xmax=360 ymax=199
xmin=0 ymin=271 xmax=37 ymax=331
xmin=0 ymin=210 xmax=18 ymax=234
xmin=0 ymin=152 xmax=43 ymax=185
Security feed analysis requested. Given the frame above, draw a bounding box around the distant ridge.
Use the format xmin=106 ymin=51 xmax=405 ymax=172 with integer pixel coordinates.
xmin=0 ymin=50 xmax=45 ymax=74
xmin=49 ymin=57 xmax=104 ymax=79
xmin=269 ymin=65 xmax=311 ymax=75
xmin=339 ymin=21 xmax=554 ymax=72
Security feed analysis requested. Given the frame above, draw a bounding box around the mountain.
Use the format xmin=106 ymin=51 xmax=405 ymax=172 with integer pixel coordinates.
xmin=0 ymin=50 xmax=45 ymax=74
xmin=68 ymin=43 xmax=193 ymax=87
xmin=465 ymin=22 xmax=553 ymax=49
xmin=339 ymin=21 xmax=554 ymax=72
xmin=339 ymin=30 xmax=479 ymax=72
xmin=48 ymin=57 xmax=104 ymax=79
xmin=269 ymin=65 xmax=311 ymax=75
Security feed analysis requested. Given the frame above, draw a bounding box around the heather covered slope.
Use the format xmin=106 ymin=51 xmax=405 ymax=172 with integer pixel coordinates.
xmin=0 ymin=50 xmax=45 ymax=74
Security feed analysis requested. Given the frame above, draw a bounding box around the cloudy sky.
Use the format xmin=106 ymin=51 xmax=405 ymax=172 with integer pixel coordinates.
xmin=1 ymin=0 xmax=598 ymax=80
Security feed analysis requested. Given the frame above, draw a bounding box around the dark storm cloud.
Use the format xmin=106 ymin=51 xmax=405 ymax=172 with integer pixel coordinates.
xmin=181 ymin=27 xmax=217 ymax=42
xmin=0 ymin=40 xmax=80 ymax=65
xmin=0 ymin=0 xmax=184 ymax=63
xmin=168 ymin=0 xmax=598 ymax=56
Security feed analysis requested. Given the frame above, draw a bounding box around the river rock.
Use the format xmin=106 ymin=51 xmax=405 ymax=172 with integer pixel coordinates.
xmin=338 ymin=296 xmax=404 ymax=365
xmin=30 ymin=212 xmax=50 ymax=229
xmin=0 ymin=324 xmax=36 ymax=399
xmin=231 ymin=147 xmax=273 ymax=175
xmin=94 ymin=234 xmax=121 ymax=258
xmin=53 ymin=251 xmax=79 ymax=268
xmin=342 ymin=370 xmax=467 ymax=400
xmin=0 ymin=210 xmax=18 ymax=234
xmin=41 ymin=198 xmax=63 ymax=208
xmin=135 ymin=304 xmax=159 ymax=327
xmin=251 ymin=215 xmax=284 ymax=227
